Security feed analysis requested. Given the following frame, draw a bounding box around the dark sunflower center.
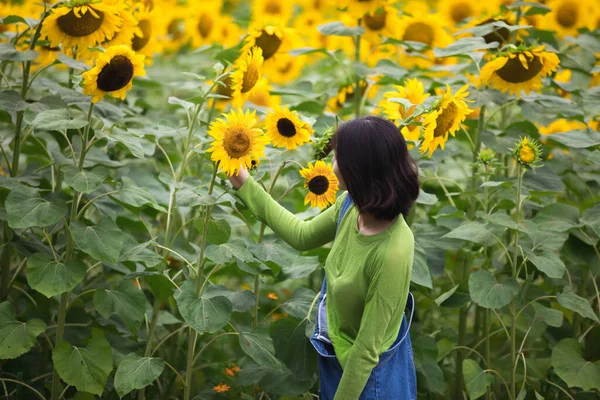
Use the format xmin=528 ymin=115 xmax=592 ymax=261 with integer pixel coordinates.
xmin=241 ymin=63 xmax=259 ymax=93
xmin=277 ymin=60 xmax=292 ymax=73
xmin=277 ymin=118 xmax=296 ymax=137
xmin=132 ymin=19 xmax=152 ymax=51
xmin=364 ymin=12 xmax=386 ymax=31
xmin=96 ymin=55 xmax=134 ymax=92
xmin=224 ymin=128 xmax=251 ymax=158
xmin=496 ymin=53 xmax=543 ymax=83
xmin=450 ymin=2 xmax=473 ymax=24
xmin=255 ymin=31 xmax=282 ymax=60
xmin=198 ymin=14 xmax=213 ymax=38
xmin=403 ymin=22 xmax=434 ymax=45
xmin=265 ymin=1 xmax=282 ymax=14
xmin=167 ymin=18 xmax=185 ymax=40
xmin=478 ymin=19 xmax=510 ymax=44
xmin=57 ymin=8 xmax=104 ymax=37
xmin=308 ymin=175 xmax=329 ymax=195
xmin=433 ymin=102 xmax=458 ymax=138
xmin=217 ymin=75 xmax=234 ymax=98
xmin=145 ymin=0 xmax=154 ymax=10
xmin=556 ymin=3 xmax=578 ymax=28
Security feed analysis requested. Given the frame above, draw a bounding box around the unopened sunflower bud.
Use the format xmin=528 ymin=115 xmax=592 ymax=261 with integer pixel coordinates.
xmin=312 ymin=125 xmax=336 ymax=160
xmin=477 ymin=148 xmax=496 ymax=165
xmin=512 ymin=136 xmax=542 ymax=168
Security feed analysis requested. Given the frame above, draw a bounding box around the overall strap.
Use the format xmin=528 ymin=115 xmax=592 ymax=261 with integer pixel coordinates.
xmin=336 ymin=193 xmax=353 ymax=235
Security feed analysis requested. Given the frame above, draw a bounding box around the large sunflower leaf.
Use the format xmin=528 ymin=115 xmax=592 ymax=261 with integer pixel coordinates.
xmin=239 ymin=330 xmax=284 ymax=370
xmin=557 ymin=287 xmax=600 ymax=323
xmin=463 ymin=359 xmax=495 ymax=399
xmin=114 ymin=353 xmax=165 ymax=398
xmin=61 ymin=165 xmax=108 ymax=194
xmin=270 ymin=317 xmax=317 ymax=381
xmin=71 ymin=219 xmax=124 ymax=264
xmin=551 ymin=338 xmax=600 ymax=391
xmin=93 ymin=280 xmax=148 ymax=327
xmin=26 ymin=253 xmax=86 ymax=298
xmin=0 ymin=302 xmax=46 ymax=359
xmin=174 ymin=281 xmax=232 ymax=334
xmin=6 ymin=190 xmax=67 ymax=229
xmin=469 ymin=270 xmax=519 ymax=309
xmin=52 ymin=329 xmax=113 ymax=395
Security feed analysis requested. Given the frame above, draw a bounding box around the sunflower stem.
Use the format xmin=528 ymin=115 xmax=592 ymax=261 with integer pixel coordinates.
xmin=455 ymin=105 xmax=485 ymax=399
xmin=354 ymin=19 xmax=362 ymax=118
xmin=510 ymin=164 xmax=523 ymax=400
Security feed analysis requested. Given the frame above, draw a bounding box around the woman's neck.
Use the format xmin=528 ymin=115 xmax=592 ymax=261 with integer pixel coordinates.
xmin=357 ymin=212 xmax=399 ymax=235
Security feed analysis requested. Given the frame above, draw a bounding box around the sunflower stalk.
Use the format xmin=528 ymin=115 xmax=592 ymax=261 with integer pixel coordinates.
xmin=510 ymin=164 xmax=524 ymax=400
xmin=50 ymin=101 xmax=94 ymax=400
xmin=455 ymin=105 xmax=485 ymax=398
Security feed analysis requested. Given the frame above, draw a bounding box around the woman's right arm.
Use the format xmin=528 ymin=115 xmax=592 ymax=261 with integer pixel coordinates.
xmin=227 ymin=166 xmax=345 ymax=251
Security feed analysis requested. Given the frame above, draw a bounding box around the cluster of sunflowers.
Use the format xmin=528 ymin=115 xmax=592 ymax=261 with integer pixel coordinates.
xmin=1 ymin=0 xmax=599 ymax=209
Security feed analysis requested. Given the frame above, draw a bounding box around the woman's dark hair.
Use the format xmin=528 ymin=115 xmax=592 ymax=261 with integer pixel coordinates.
xmin=331 ymin=115 xmax=420 ymax=220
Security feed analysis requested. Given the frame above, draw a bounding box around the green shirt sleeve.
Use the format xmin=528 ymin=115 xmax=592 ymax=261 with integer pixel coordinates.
xmin=333 ymin=238 xmax=414 ymax=400
xmin=233 ymin=174 xmax=346 ymax=251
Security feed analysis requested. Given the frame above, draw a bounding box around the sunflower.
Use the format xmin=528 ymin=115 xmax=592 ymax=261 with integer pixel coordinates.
xmin=185 ymin=2 xmax=223 ymax=49
xmin=380 ymin=78 xmax=430 ymax=144
xmin=248 ymin=78 xmax=280 ymax=108
xmin=299 ymin=160 xmax=339 ymax=209
xmin=82 ymin=45 xmax=146 ymax=103
xmin=231 ymin=46 xmax=264 ymax=107
xmin=266 ymin=52 xmax=304 ymax=84
xmin=292 ymin=10 xmax=325 ymax=48
xmin=327 ymin=81 xmax=369 ymax=114
xmin=155 ymin=2 xmax=187 ymax=53
xmin=458 ymin=15 xmax=515 ymax=45
xmin=31 ymin=45 xmax=62 ymax=71
xmin=438 ymin=0 xmax=481 ymax=28
xmin=265 ymin=106 xmax=312 ymax=150
xmin=480 ymin=46 xmax=560 ymax=98
xmin=341 ymin=0 xmax=391 ymax=19
xmin=252 ymin=0 xmax=294 ymax=23
xmin=213 ymin=14 xmax=243 ymax=48
xmin=541 ymin=0 xmax=597 ymax=38
xmin=206 ymin=109 xmax=270 ymax=176
xmin=41 ymin=0 xmax=124 ymax=50
xmin=512 ymin=136 xmax=542 ymax=167
xmin=130 ymin=6 xmax=158 ymax=64
xmin=343 ymin=5 xmax=400 ymax=44
xmin=537 ymin=119 xmax=587 ymax=144
xmin=419 ymin=84 xmax=473 ymax=158
xmin=395 ymin=12 xmax=453 ymax=68
xmin=241 ymin=21 xmax=297 ymax=63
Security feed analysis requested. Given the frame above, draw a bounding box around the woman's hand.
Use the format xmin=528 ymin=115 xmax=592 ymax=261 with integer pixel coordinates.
xmin=227 ymin=164 xmax=250 ymax=190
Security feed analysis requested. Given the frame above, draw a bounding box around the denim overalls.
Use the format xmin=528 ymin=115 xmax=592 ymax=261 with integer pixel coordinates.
xmin=309 ymin=194 xmax=417 ymax=400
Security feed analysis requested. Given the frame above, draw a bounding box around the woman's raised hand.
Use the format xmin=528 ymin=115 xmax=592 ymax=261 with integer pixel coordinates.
xmin=227 ymin=164 xmax=250 ymax=190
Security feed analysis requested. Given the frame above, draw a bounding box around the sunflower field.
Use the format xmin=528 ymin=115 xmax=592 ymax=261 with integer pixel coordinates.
xmin=1 ymin=0 xmax=600 ymax=399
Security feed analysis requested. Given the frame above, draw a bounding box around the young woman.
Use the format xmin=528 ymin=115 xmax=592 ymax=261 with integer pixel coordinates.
xmin=228 ymin=115 xmax=420 ymax=399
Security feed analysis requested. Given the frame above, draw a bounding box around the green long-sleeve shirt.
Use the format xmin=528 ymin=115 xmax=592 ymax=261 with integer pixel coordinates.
xmin=234 ymin=175 xmax=414 ymax=399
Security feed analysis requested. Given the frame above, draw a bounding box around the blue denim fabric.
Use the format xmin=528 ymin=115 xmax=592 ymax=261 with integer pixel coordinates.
xmin=309 ymin=194 xmax=417 ymax=399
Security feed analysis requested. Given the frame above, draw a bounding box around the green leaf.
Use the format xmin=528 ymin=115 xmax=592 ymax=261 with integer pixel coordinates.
xmin=557 ymin=288 xmax=600 ymax=323
xmin=204 ymin=218 xmax=231 ymax=245
xmin=97 ymin=127 xmax=147 ymax=159
xmin=546 ymin=130 xmax=600 ymax=148
xmin=413 ymin=336 xmax=446 ymax=393
xmin=270 ymin=317 xmax=317 ymax=381
xmin=61 ymin=166 xmax=108 ymax=194
xmin=485 ymin=212 xmax=518 ymax=230
xmin=276 ymin=256 xmax=320 ymax=281
xmin=281 ymin=288 xmax=317 ymax=319
xmin=26 ymin=253 xmax=86 ymax=298
xmin=434 ymin=37 xmax=498 ymax=58
xmin=249 ymin=242 xmax=298 ymax=270
xmin=532 ymin=303 xmax=563 ymax=328
xmin=412 ymin=241 xmax=432 ymax=288
xmin=31 ymin=109 xmax=89 ymax=131
xmin=0 ymin=302 xmax=46 ymax=359
xmin=174 ymin=281 xmax=232 ymax=334
xmin=551 ymin=338 xmax=600 ymax=391
xmin=463 ymin=359 xmax=494 ymax=399
xmin=57 ymin=53 xmax=89 ymax=71
xmin=94 ymin=280 xmax=148 ymax=327
xmin=525 ymin=250 xmax=565 ymax=279
xmin=117 ymin=177 xmax=166 ymax=212
xmin=205 ymin=240 xmax=254 ymax=264
xmin=204 ymin=284 xmax=256 ymax=313
xmin=533 ymin=203 xmax=581 ymax=232
xmin=52 ymin=329 xmax=113 ymax=395
xmin=443 ymin=221 xmax=491 ymax=244
xmin=416 ymin=189 xmax=438 ymax=205
xmin=6 ymin=191 xmax=67 ymax=229
xmin=469 ymin=270 xmax=519 ymax=309
xmin=317 ymin=21 xmax=364 ymax=36
xmin=581 ymin=203 xmax=600 ymax=238
xmin=71 ymin=219 xmax=124 ymax=264
xmin=0 ymin=42 xmax=39 ymax=61
xmin=119 ymin=240 xmax=162 ymax=268
xmin=114 ymin=353 xmax=165 ymax=398
xmin=239 ymin=330 xmax=283 ymax=369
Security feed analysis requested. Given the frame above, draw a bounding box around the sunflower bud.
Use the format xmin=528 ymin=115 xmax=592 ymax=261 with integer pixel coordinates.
xmin=512 ymin=136 xmax=542 ymax=168
xmin=312 ymin=126 xmax=336 ymax=160
xmin=477 ymin=148 xmax=496 ymax=165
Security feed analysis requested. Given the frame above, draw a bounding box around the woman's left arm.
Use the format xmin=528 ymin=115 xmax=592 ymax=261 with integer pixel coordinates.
xmin=333 ymin=239 xmax=414 ymax=400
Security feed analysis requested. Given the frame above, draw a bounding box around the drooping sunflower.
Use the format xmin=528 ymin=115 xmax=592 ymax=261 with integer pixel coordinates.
xmin=41 ymin=0 xmax=124 ymax=50
xmin=299 ymin=160 xmax=339 ymax=209
xmin=265 ymin=106 xmax=312 ymax=150
xmin=479 ymin=45 xmax=560 ymax=98
xmin=231 ymin=46 xmax=264 ymax=107
xmin=252 ymin=0 xmax=294 ymax=23
xmin=419 ymin=84 xmax=473 ymax=158
xmin=541 ymin=0 xmax=597 ymax=38
xmin=341 ymin=0 xmax=391 ymax=19
xmin=82 ymin=45 xmax=146 ymax=103
xmin=438 ymin=0 xmax=481 ymax=28
xmin=380 ymin=78 xmax=430 ymax=144
xmin=206 ymin=109 xmax=270 ymax=176
xmin=241 ymin=21 xmax=298 ymax=63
